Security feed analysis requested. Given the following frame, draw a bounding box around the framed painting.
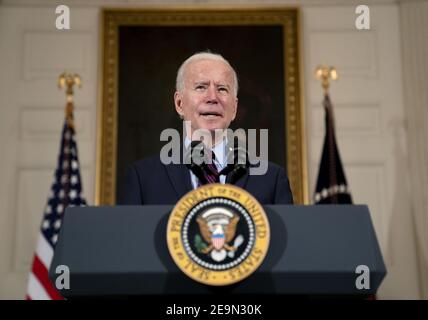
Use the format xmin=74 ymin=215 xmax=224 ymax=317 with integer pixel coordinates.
xmin=96 ymin=8 xmax=307 ymax=204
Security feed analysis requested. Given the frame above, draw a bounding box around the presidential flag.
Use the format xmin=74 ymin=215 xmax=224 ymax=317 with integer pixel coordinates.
xmin=314 ymin=94 xmax=352 ymax=204
xmin=26 ymin=101 xmax=86 ymax=300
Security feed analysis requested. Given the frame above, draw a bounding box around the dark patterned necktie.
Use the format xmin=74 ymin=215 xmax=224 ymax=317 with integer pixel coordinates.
xmin=200 ymin=151 xmax=220 ymax=185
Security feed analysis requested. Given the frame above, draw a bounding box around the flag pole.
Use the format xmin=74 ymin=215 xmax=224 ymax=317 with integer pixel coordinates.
xmin=27 ymin=73 xmax=86 ymax=300
xmin=315 ymin=66 xmax=339 ymax=203
xmin=313 ymin=65 xmax=352 ymax=205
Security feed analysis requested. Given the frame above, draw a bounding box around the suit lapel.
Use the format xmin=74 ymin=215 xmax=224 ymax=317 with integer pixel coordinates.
xmin=165 ymin=163 xmax=193 ymax=199
xmin=226 ymin=170 xmax=250 ymax=189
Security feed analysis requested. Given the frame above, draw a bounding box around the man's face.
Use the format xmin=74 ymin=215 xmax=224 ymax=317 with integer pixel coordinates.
xmin=174 ymin=59 xmax=238 ymax=134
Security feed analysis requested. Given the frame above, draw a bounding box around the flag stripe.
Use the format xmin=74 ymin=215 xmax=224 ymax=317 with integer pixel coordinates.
xmin=35 ymin=235 xmax=53 ymax=270
xmin=32 ymin=255 xmax=63 ymax=300
xmin=27 ymin=273 xmax=50 ymax=300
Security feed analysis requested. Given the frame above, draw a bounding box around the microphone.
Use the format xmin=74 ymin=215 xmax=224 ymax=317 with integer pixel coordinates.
xmin=185 ymin=139 xmax=251 ymax=185
xmin=185 ymin=140 xmax=209 ymax=185
xmin=222 ymin=140 xmax=250 ymax=184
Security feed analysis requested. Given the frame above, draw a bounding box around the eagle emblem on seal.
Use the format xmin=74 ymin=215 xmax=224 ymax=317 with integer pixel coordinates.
xmin=195 ymin=207 xmax=244 ymax=262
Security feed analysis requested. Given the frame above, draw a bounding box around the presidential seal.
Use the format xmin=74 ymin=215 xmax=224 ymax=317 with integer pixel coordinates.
xmin=166 ymin=183 xmax=270 ymax=286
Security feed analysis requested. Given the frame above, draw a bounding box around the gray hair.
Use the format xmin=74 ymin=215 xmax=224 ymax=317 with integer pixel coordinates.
xmin=175 ymin=52 xmax=239 ymax=97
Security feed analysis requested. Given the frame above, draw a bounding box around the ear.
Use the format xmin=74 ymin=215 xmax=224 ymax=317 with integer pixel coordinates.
xmin=174 ymin=91 xmax=184 ymax=117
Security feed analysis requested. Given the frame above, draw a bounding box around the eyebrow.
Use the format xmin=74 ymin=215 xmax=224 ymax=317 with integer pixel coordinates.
xmin=194 ymin=81 xmax=210 ymax=86
xmin=193 ymin=81 xmax=231 ymax=89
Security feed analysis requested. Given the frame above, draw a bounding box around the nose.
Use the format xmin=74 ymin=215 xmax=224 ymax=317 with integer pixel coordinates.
xmin=205 ymin=84 xmax=218 ymax=104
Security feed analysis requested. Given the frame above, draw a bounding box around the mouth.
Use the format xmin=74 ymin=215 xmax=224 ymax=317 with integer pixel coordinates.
xmin=199 ymin=111 xmax=223 ymax=119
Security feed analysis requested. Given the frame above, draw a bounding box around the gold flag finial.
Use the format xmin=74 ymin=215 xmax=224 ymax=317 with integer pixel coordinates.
xmin=58 ymin=72 xmax=81 ymax=102
xmin=58 ymin=72 xmax=81 ymax=129
xmin=315 ymin=65 xmax=338 ymax=94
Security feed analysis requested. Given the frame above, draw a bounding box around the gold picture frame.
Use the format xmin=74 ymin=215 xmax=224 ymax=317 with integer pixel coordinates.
xmin=96 ymin=7 xmax=308 ymax=205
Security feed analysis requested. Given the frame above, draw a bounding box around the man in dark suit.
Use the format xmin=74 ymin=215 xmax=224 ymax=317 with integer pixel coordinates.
xmin=119 ymin=52 xmax=293 ymax=205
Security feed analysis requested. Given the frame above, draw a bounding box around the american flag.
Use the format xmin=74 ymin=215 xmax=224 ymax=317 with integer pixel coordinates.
xmin=26 ymin=104 xmax=86 ymax=300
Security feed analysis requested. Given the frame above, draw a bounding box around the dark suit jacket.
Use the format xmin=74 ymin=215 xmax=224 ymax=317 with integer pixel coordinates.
xmin=118 ymin=155 xmax=294 ymax=205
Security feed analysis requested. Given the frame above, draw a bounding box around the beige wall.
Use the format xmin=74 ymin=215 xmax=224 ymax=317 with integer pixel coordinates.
xmin=0 ymin=0 xmax=425 ymax=299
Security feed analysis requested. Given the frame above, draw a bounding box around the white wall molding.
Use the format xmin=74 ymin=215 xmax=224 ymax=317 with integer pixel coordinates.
xmin=22 ymin=31 xmax=93 ymax=81
xmin=0 ymin=0 xmax=401 ymax=8
xmin=303 ymin=4 xmax=420 ymax=299
xmin=400 ymin=0 xmax=428 ymax=299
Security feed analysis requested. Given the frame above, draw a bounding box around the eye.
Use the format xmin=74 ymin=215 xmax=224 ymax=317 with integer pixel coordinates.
xmin=195 ymin=85 xmax=206 ymax=91
xmin=218 ymin=86 xmax=229 ymax=93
